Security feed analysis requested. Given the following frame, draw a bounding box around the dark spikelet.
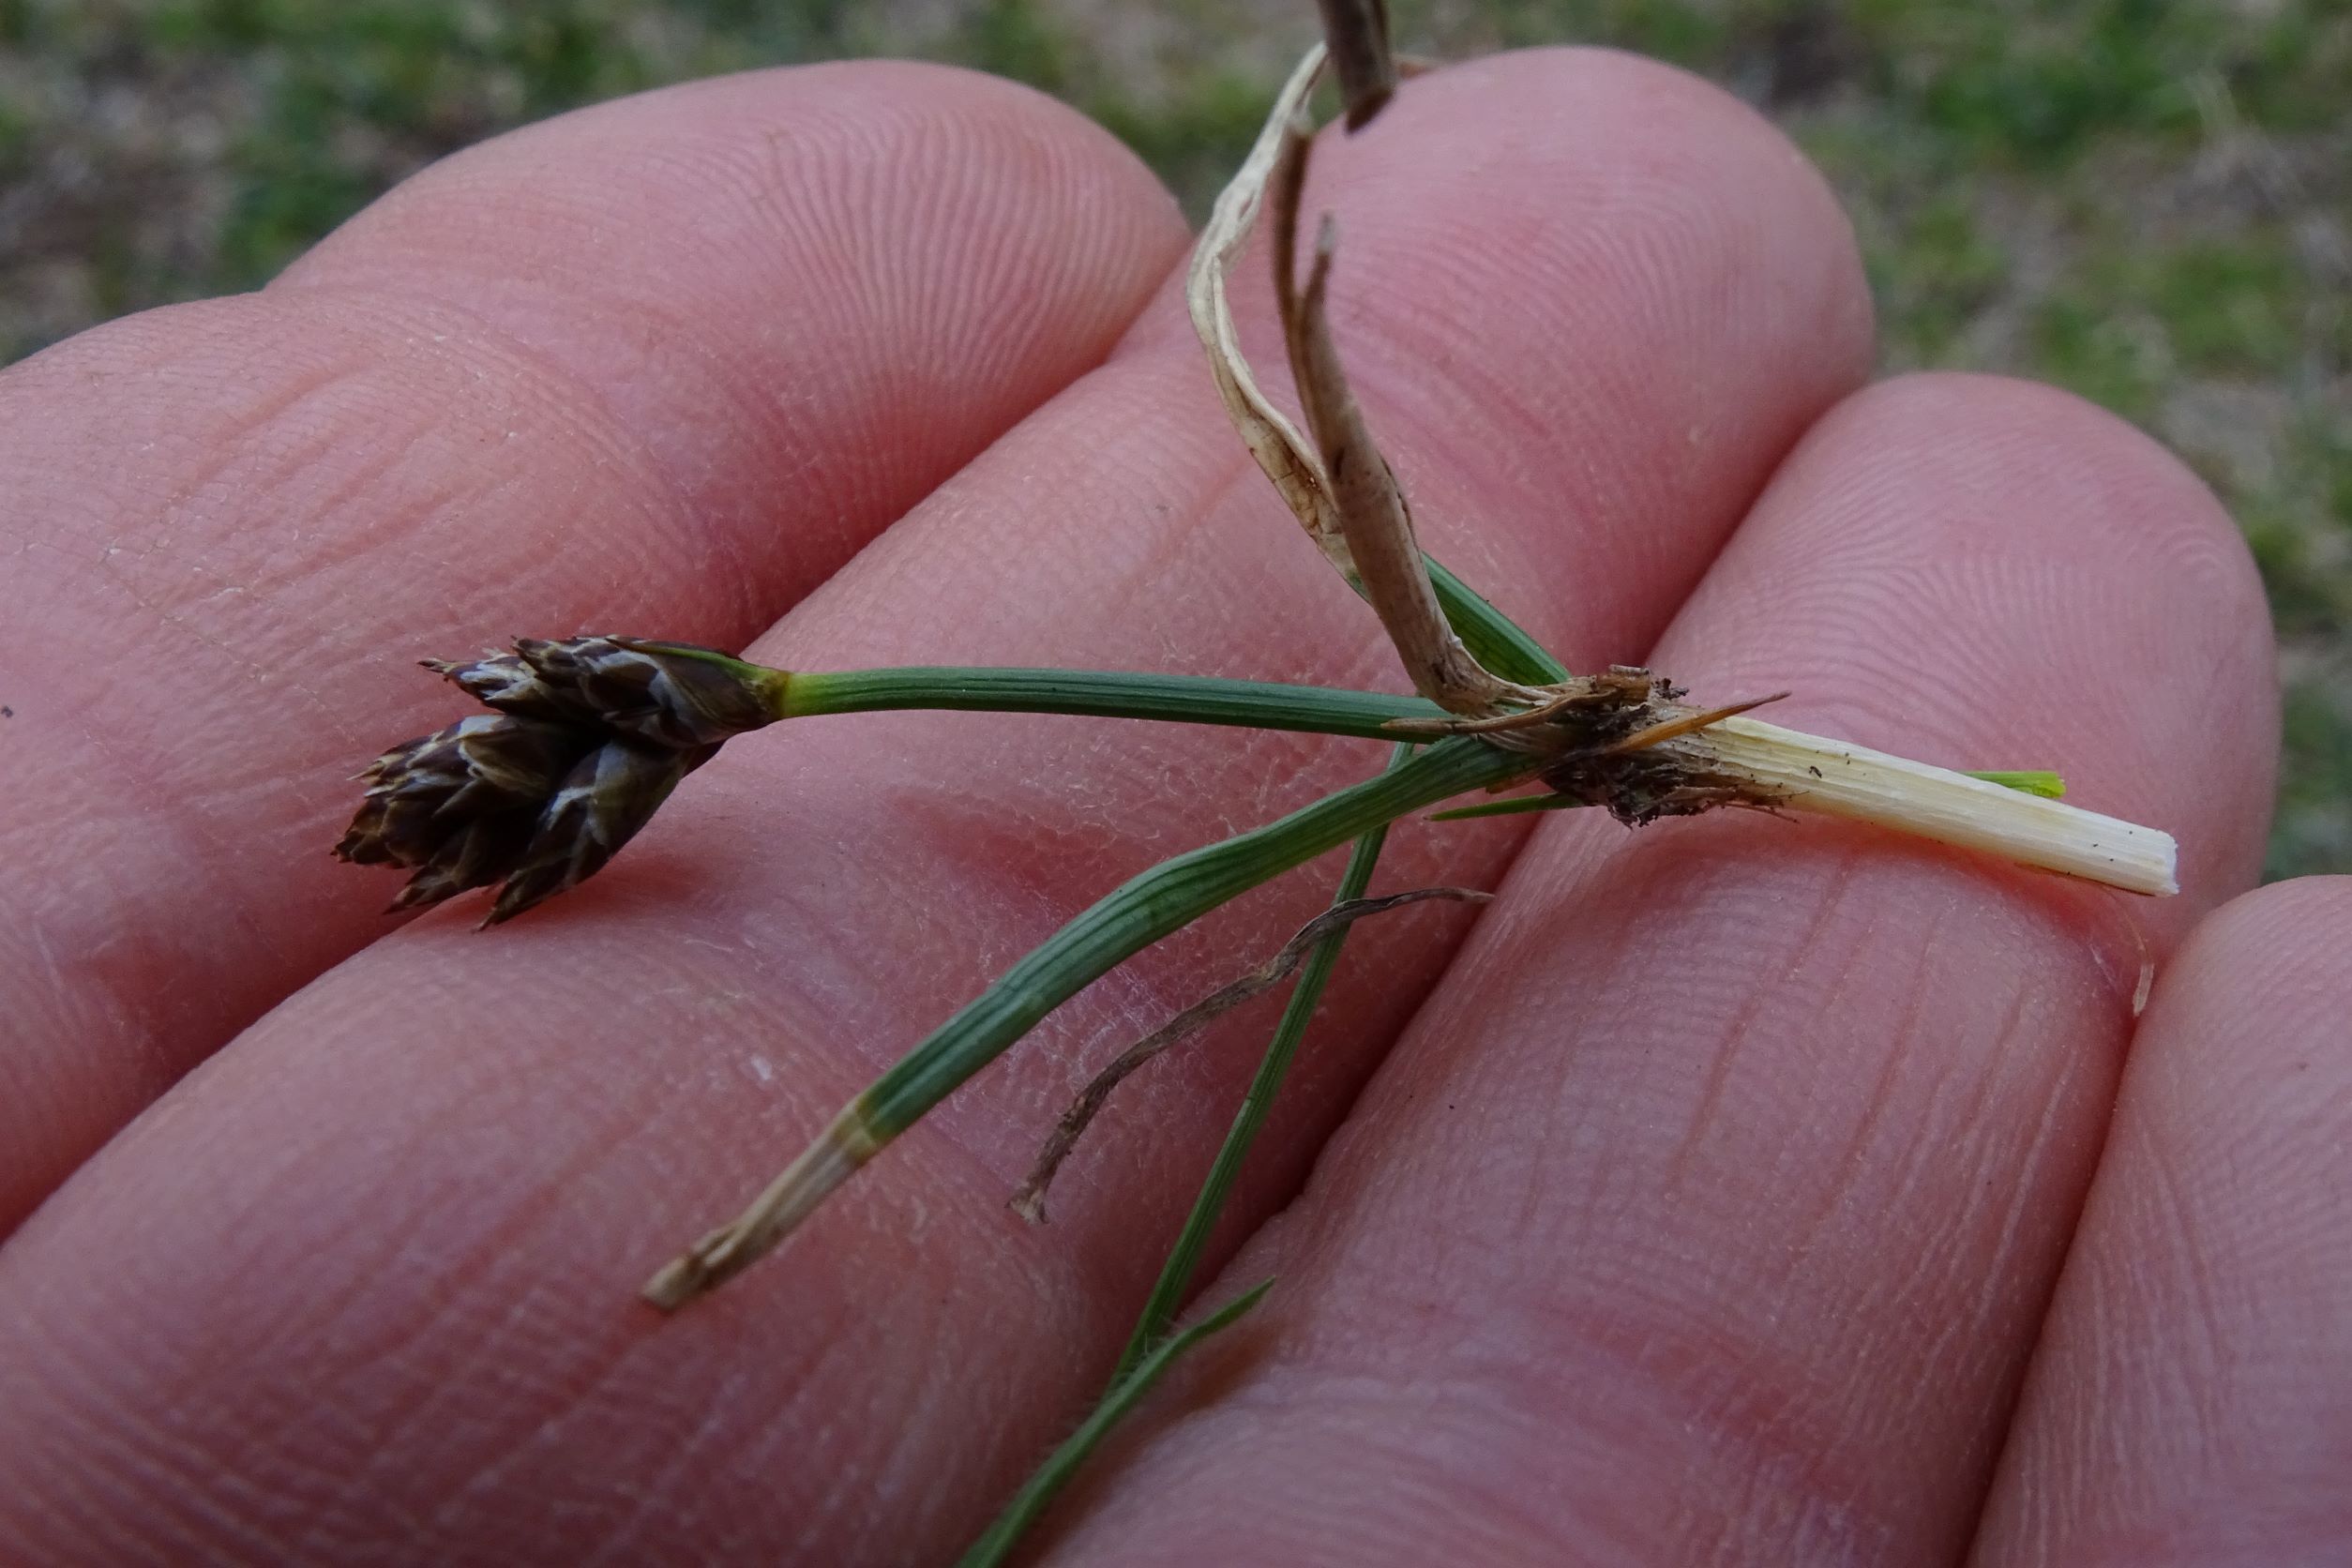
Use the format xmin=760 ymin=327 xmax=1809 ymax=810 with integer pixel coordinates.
xmin=430 ymin=636 xmax=774 ymax=749
xmin=484 ymin=741 xmax=714 ymax=926
xmin=387 ymin=814 xmax=536 ymax=912
xmin=334 ymin=716 xmax=590 ymax=909
xmin=340 ymin=637 xmax=776 ymax=920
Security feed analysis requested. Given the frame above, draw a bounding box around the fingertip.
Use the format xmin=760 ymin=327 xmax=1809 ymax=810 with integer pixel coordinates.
xmin=2174 ymin=871 xmax=2352 ymax=965
xmin=269 ymin=59 xmax=1189 ymax=591
xmin=286 ymin=58 xmax=1185 ymax=294
xmin=2142 ymin=874 xmax=2352 ymax=1085
xmin=1978 ymin=874 xmax=2352 ymax=1562
xmin=2114 ymin=875 xmax=2352 ymax=1214
xmin=1833 ymin=371 xmax=2267 ymax=607
xmin=1323 ymin=43 xmax=1877 ymax=390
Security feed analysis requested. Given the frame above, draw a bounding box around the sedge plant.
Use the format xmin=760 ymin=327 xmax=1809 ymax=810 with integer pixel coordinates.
xmin=332 ymin=18 xmax=2182 ymax=1562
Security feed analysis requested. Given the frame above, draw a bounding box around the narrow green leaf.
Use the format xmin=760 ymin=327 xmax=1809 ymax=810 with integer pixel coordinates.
xmin=1427 ymin=792 xmax=1580 ymax=822
xmin=853 ymin=736 xmax=1529 ymax=1143
xmin=1426 ymin=556 xmax=1569 ymax=686
xmin=1116 ymin=744 xmax=1415 ymax=1378
xmin=955 ymin=1279 xmax=1276 ymax=1568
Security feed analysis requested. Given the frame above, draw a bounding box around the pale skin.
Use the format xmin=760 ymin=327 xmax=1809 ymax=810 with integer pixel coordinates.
xmin=0 ymin=48 xmax=2344 ymax=1566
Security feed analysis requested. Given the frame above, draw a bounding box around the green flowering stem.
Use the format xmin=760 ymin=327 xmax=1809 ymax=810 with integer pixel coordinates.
xmin=771 ymin=666 xmax=1441 ymax=739
xmin=640 ymin=732 xmax=1530 ymax=1309
xmin=954 ymin=1279 xmax=1274 ymax=1568
xmin=1114 ymin=741 xmax=1415 ymax=1379
xmin=721 ymin=550 xmax=1566 ymax=743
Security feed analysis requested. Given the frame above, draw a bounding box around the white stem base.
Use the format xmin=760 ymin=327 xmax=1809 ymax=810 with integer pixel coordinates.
xmin=1693 ymin=716 xmax=2178 ymax=897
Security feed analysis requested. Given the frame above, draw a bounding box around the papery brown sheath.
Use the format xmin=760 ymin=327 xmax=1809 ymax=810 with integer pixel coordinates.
xmin=334 ymin=637 xmax=778 ymax=925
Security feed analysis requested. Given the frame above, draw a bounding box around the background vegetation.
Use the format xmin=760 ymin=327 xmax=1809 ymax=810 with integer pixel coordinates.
xmin=4 ymin=0 xmax=2344 ymax=874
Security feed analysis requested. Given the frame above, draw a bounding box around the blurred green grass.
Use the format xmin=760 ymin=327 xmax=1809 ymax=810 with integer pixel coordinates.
xmin=3 ymin=0 xmax=2344 ymax=874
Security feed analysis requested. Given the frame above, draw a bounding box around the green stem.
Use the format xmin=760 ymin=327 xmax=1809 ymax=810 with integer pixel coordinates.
xmin=1114 ymin=742 xmax=1415 ymax=1380
xmin=747 ymin=554 xmax=1563 ymax=748
xmin=856 ymin=735 xmax=1525 ymax=1141
xmin=777 ymin=667 xmax=1440 ymax=738
xmin=954 ymin=1279 xmax=1274 ymax=1568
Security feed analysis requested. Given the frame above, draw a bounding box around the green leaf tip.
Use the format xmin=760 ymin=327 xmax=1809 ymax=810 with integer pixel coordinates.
xmin=955 ymin=1278 xmax=1275 ymax=1568
xmin=1966 ymin=769 xmax=2067 ymax=799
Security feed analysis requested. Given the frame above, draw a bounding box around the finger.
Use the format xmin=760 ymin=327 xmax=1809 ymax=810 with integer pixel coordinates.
xmin=1975 ymin=878 xmax=2352 ymax=1564
xmin=0 ymin=63 xmax=1184 ymax=1228
xmin=0 ymin=51 xmax=1873 ymax=1567
xmin=1039 ymin=374 xmax=2277 ymax=1563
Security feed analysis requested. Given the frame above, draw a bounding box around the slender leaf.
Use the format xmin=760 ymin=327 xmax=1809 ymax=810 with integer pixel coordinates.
xmin=1428 ymin=792 xmax=1578 ymax=822
xmin=1427 ymin=556 xmax=1569 ymax=686
xmin=1116 ymin=742 xmax=1416 ymax=1377
xmin=855 ymin=736 xmax=1526 ymax=1141
xmin=955 ymin=1280 xmax=1276 ymax=1568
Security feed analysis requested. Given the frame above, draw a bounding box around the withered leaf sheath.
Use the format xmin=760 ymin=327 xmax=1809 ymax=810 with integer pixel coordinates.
xmin=335 ymin=637 xmax=778 ymax=925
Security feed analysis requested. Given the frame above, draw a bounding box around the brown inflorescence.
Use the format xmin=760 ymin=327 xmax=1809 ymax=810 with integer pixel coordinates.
xmin=335 ymin=637 xmax=776 ymax=925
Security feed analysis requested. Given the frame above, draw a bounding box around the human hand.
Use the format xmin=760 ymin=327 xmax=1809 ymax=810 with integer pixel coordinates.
xmin=1 ymin=49 xmax=2341 ymax=1564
